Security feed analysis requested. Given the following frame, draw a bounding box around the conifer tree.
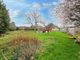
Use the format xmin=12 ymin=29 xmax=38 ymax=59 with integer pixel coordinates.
xmin=0 ymin=0 xmax=10 ymax=34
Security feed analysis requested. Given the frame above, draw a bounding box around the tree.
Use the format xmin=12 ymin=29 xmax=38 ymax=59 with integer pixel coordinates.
xmin=9 ymin=22 xmax=16 ymax=31
xmin=26 ymin=11 xmax=44 ymax=31
xmin=0 ymin=0 xmax=10 ymax=34
xmin=55 ymin=0 xmax=80 ymax=27
xmin=46 ymin=23 xmax=54 ymax=28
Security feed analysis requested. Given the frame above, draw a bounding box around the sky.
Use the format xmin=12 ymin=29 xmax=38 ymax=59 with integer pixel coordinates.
xmin=3 ymin=0 xmax=61 ymax=27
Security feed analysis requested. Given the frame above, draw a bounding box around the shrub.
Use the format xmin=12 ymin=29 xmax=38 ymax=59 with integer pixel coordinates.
xmin=8 ymin=34 xmax=41 ymax=60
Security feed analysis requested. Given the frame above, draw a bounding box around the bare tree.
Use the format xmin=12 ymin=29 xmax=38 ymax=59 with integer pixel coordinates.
xmin=26 ymin=13 xmax=34 ymax=27
xmin=26 ymin=11 xmax=44 ymax=31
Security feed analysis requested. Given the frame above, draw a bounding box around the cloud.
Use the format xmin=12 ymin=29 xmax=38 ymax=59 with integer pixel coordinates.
xmin=3 ymin=0 xmax=28 ymax=9
xmin=16 ymin=24 xmax=31 ymax=27
xmin=9 ymin=9 xmax=20 ymax=18
xmin=4 ymin=0 xmax=57 ymax=11
xmin=4 ymin=0 xmax=42 ymax=10
xmin=9 ymin=9 xmax=21 ymax=22
xmin=31 ymin=2 xmax=41 ymax=10
xmin=42 ymin=2 xmax=58 ymax=9
xmin=59 ymin=0 xmax=65 ymax=3
xmin=29 ymin=2 xmax=57 ymax=10
xmin=4 ymin=0 xmax=26 ymax=3
xmin=52 ymin=2 xmax=57 ymax=5
xmin=42 ymin=3 xmax=51 ymax=7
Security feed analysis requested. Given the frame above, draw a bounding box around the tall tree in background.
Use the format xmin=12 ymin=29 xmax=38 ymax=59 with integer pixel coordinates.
xmin=9 ymin=22 xmax=16 ymax=31
xmin=46 ymin=23 xmax=54 ymax=29
xmin=0 ymin=0 xmax=10 ymax=34
xmin=26 ymin=11 xmax=44 ymax=31
xmin=55 ymin=0 xmax=80 ymax=27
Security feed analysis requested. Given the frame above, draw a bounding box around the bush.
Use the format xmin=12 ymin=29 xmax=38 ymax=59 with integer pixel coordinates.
xmin=8 ymin=34 xmax=41 ymax=60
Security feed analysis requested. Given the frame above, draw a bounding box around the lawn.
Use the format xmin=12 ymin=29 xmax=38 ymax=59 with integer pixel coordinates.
xmin=0 ymin=31 xmax=80 ymax=60
xmin=36 ymin=31 xmax=80 ymax=60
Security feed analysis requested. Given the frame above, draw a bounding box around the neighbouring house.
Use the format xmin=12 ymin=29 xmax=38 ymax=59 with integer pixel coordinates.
xmin=51 ymin=25 xmax=60 ymax=31
xmin=37 ymin=24 xmax=59 ymax=33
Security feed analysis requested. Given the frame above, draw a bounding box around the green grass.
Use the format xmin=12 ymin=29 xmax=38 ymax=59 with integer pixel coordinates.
xmin=0 ymin=31 xmax=80 ymax=60
xmin=0 ymin=30 xmax=37 ymax=45
xmin=36 ymin=31 xmax=80 ymax=60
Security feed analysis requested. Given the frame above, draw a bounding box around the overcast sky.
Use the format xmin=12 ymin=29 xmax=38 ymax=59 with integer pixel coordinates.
xmin=3 ymin=0 xmax=61 ymax=27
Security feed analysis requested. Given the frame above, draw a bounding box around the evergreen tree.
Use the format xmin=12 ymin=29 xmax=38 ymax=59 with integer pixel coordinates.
xmin=0 ymin=0 xmax=10 ymax=34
